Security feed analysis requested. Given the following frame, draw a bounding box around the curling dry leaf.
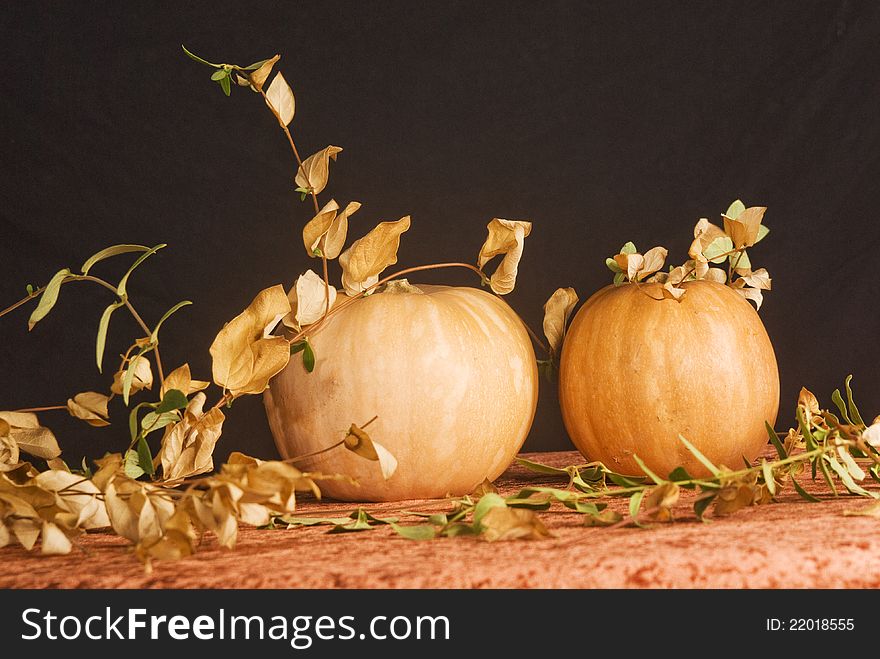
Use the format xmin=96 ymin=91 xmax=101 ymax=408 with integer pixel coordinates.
xmin=34 ymin=469 xmax=110 ymax=529
xmin=613 ymin=246 xmax=668 ymax=283
xmin=739 ymin=268 xmax=772 ymax=290
xmin=137 ymin=508 xmax=197 ymax=563
xmin=659 ymin=265 xmax=687 ymax=301
xmin=644 ymin=482 xmax=680 ymax=522
xmin=477 ymin=219 xmax=532 ymax=295
xmin=479 ymin=506 xmax=550 ymax=542
xmin=104 ymin=476 xmax=175 ymax=546
xmin=344 ymin=424 xmax=398 ymax=479
xmin=265 ymin=72 xmax=295 ymax=126
xmin=863 ymin=422 xmax=880 ymax=448
xmin=295 ymin=145 xmax=342 ymax=195
xmin=302 ymin=200 xmax=360 ymax=260
xmin=339 ymin=216 xmax=411 ymax=296
xmin=248 ymin=53 xmax=280 ymax=91
xmin=161 ymin=363 xmax=210 ymax=398
xmin=723 ymin=206 xmax=767 ymax=248
xmin=158 ymin=393 xmax=225 ymax=483
xmin=66 ymin=392 xmax=111 ymax=427
xmin=542 ymin=287 xmax=578 ymax=359
xmin=210 ymin=284 xmax=291 ymax=396
xmin=111 ymin=355 xmax=153 ymax=396
xmin=285 ymin=269 xmax=337 ymax=328
xmin=0 ymin=432 xmax=19 ymax=470
xmin=302 ymin=199 xmax=339 ymax=256
xmin=798 ymin=387 xmax=821 ymax=424
xmin=0 ymin=412 xmax=60 ymax=460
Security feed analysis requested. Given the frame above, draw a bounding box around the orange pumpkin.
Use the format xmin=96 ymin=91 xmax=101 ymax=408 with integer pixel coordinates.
xmin=264 ymin=280 xmax=538 ymax=501
xmin=559 ymin=280 xmax=779 ymax=477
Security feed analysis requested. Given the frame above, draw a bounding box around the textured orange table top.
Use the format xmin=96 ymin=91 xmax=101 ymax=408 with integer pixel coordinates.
xmin=3 ymin=449 xmax=879 ymax=589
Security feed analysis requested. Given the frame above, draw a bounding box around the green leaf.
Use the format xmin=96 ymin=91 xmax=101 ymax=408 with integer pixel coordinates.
xmin=824 ymin=455 xmax=872 ymax=497
xmin=632 ymin=454 xmax=663 ymax=485
xmin=390 ymin=523 xmax=437 ymax=541
xmin=607 ymin=472 xmax=645 ymax=488
xmin=116 ymin=244 xmax=166 ymax=298
xmin=128 ymin=402 xmax=152 ymax=442
xmin=244 ymin=58 xmax=270 ymax=71
xmin=844 ymin=375 xmax=865 ymax=426
xmin=81 ymin=244 xmax=151 ymax=275
xmin=817 ymin=455 xmax=837 ymax=495
xmin=831 ymin=389 xmax=852 ymax=424
xmin=473 ymin=493 xmax=506 ymax=526
xmin=140 ymin=410 xmax=179 ymax=436
xmin=150 ymin=300 xmax=192 ymax=344
xmin=754 ymin=224 xmax=770 ymax=244
xmin=536 ymin=359 xmax=556 ymax=383
xmin=181 ymin=44 xmax=221 ymax=68
xmin=678 ymin=435 xmax=721 ymax=477
xmin=791 ymin=476 xmax=820 ymax=502
xmin=694 ymin=493 xmax=716 ymax=521
xmin=95 ymin=301 xmax=124 ymax=372
xmin=766 ymin=421 xmax=786 ymax=459
xmin=156 ymin=389 xmax=188 ymax=414
xmin=796 ymin=407 xmax=817 ymax=451
xmin=563 ymin=500 xmax=604 ymax=515
xmin=667 ymin=466 xmax=692 ymax=482
xmin=703 ymin=236 xmax=734 ymax=264
xmin=761 ymin=460 xmax=776 ymax=496
xmin=220 ymin=75 xmax=231 ymax=96
xmin=290 ymin=341 xmax=307 ymax=355
xmin=605 ymin=257 xmax=622 ymax=273
xmin=620 ymin=241 xmax=637 ymax=255
xmin=302 ymin=340 xmax=315 ymax=373
xmin=514 ymin=457 xmax=571 ymax=477
xmin=123 ymin=449 xmax=145 ymax=479
xmin=136 ymin=436 xmax=155 ymax=476
xmin=628 ymin=490 xmax=646 ymax=527
xmin=281 ymin=515 xmax=352 ymax=527
xmin=28 ymin=268 xmax=71 ymax=330
xmin=25 ymin=284 xmax=34 ymax=295
xmin=210 ymin=69 xmax=228 ymax=81
xmin=725 ymin=199 xmax=746 ymax=219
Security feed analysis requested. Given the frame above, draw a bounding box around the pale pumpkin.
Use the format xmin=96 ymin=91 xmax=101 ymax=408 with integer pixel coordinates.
xmin=559 ymin=280 xmax=779 ymax=478
xmin=264 ymin=280 xmax=538 ymax=501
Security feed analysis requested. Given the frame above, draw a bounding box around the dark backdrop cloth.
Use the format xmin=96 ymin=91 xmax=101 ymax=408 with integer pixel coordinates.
xmin=1 ymin=1 xmax=878 ymax=462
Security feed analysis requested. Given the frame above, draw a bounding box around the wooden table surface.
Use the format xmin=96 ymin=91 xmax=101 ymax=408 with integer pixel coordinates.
xmin=3 ymin=449 xmax=879 ymax=589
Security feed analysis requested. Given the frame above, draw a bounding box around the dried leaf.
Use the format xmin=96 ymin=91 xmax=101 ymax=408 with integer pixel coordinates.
xmin=161 ymin=363 xmax=210 ymax=398
xmin=339 ymin=216 xmax=411 ymax=296
xmin=40 ymin=522 xmax=72 ymax=555
xmin=479 ymin=506 xmax=550 ymax=542
xmin=325 ymin=201 xmax=360 ymax=259
xmin=265 ymin=71 xmax=295 ymax=125
xmin=210 ymin=285 xmax=292 ymax=397
xmin=723 ymin=206 xmax=767 ymax=248
xmin=0 ymin=412 xmax=60 ymax=460
xmin=798 ymin=387 xmax=821 ymax=424
xmin=644 ymin=482 xmax=680 ymax=522
xmin=739 ymin=268 xmax=771 ymax=290
xmin=28 ymin=268 xmax=71 ymax=331
xmin=34 ymin=469 xmax=110 ymax=529
xmin=477 ymin=218 xmax=532 ymax=295
xmin=288 ymin=269 xmax=337 ymax=327
xmin=0 ymin=433 xmax=20 ymax=470
xmin=542 ymin=287 xmax=578 ymax=359
xmin=714 ymin=484 xmax=755 ymax=515
xmin=843 ymin=501 xmax=880 ymax=518
xmin=734 ymin=286 xmax=764 ymax=310
xmin=302 ymin=199 xmax=341 ymax=256
xmin=295 ymin=145 xmax=343 ymax=195
xmin=159 ymin=393 xmax=225 ymax=482
xmin=703 ymin=268 xmax=727 ymax=284
xmin=613 ymin=246 xmax=668 ymax=283
xmin=111 ymin=355 xmax=153 ymax=396
xmin=249 ymin=53 xmax=280 ymax=91
xmin=66 ymin=392 xmax=111 ymax=427
xmin=343 ymin=424 xmax=398 ymax=479
xmin=863 ymin=422 xmax=880 ymax=448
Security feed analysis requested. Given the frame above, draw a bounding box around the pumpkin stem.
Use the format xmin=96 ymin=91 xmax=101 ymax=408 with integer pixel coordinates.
xmin=378 ymin=279 xmax=424 ymax=295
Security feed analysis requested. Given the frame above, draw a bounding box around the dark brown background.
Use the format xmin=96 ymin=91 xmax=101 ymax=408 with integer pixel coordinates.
xmin=1 ymin=1 xmax=878 ymax=462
